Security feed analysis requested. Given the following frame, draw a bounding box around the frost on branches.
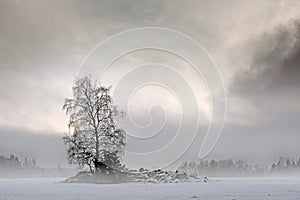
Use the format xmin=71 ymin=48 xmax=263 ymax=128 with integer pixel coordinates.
xmin=63 ymin=75 xmax=126 ymax=174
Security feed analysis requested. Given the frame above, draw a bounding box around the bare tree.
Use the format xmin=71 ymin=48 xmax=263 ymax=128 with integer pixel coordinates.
xmin=63 ymin=75 xmax=126 ymax=173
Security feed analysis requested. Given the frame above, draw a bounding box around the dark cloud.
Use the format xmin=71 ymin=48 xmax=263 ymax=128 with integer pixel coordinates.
xmin=231 ymin=19 xmax=300 ymax=94
xmin=227 ymin=18 xmax=300 ymax=126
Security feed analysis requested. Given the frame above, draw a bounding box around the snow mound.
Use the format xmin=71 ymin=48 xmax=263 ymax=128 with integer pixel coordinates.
xmin=64 ymin=169 xmax=208 ymax=184
xmin=64 ymin=171 xmax=133 ymax=184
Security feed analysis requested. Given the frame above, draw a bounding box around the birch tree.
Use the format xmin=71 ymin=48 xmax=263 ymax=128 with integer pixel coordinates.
xmin=63 ymin=75 xmax=126 ymax=173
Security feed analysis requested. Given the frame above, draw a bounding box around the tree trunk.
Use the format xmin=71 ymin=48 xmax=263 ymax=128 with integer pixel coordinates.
xmin=95 ymin=130 xmax=100 ymax=173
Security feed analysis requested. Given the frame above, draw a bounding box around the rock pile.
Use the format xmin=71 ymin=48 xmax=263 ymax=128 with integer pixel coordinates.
xmin=132 ymin=169 xmax=206 ymax=183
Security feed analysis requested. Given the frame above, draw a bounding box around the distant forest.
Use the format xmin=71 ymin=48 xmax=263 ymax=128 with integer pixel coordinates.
xmin=0 ymin=154 xmax=76 ymax=178
xmin=0 ymin=154 xmax=37 ymax=169
xmin=178 ymin=157 xmax=300 ymax=177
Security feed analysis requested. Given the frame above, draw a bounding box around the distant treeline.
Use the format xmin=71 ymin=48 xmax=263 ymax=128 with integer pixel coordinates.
xmin=0 ymin=154 xmax=37 ymax=170
xmin=270 ymin=157 xmax=300 ymax=173
xmin=0 ymin=154 xmax=76 ymax=178
xmin=178 ymin=157 xmax=300 ymax=177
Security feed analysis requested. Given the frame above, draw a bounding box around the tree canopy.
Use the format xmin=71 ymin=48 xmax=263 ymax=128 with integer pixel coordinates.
xmin=63 ymin=75 xmax=126 ymax=173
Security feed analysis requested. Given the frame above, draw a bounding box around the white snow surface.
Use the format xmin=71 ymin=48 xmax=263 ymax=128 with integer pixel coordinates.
xmin=0 ymin=177 xmax=300 ymax=200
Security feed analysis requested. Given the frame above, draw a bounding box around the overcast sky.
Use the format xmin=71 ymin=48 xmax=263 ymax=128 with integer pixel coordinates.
xmin=0 ymin=0 xmax=300 ymax=168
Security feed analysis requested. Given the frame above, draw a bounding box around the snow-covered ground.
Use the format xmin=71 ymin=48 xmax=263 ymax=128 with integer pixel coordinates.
xmin=0 ymin=177 xmax=300 ymax=200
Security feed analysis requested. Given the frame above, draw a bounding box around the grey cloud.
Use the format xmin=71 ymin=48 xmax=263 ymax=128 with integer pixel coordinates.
xmin=226 ymin=18 xmax=300 ymax=126
xmin=231 ymin=19 xmax=300 ymax=94
xmin=1 ymin=0 xmax=300 ymax=167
